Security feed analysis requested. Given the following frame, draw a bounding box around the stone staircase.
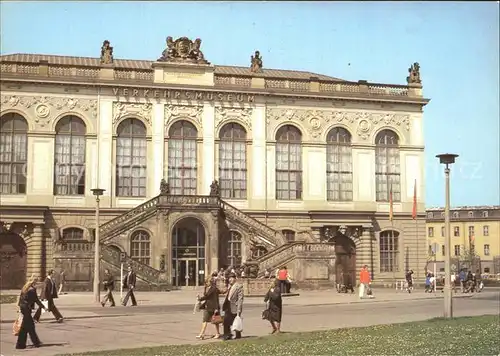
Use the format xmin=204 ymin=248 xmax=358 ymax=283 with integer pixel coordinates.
xmin=100 ymin=197 xmax=160 ymax=244
xmin=100 ymin=245 xmax=171 ymax=291
xmin=97 ymin=193 xmax=316 ymax=285
xmin=218 ymin=199 xmax=285 ymax=247
xmin=255 ymin=242 xmax=336 ymax=277
xmin=99 ymin=194 xmax=286 ymax=248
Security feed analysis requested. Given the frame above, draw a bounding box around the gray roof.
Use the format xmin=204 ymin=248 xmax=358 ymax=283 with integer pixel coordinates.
xmin=0 ymin=53 xmax=344 ymax=81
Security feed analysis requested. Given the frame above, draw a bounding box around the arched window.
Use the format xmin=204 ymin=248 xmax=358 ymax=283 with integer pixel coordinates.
xmin=219 ymin=123 xmax=247 ymax=199
xmin=375 ymin=130 xmax=400 ymax=202
xmin=62 ymin=227 xmax=84 ymax=240
xmin=0 ymin=113 xmax=28 ymax=194
xmin=167 ymin=120 xmax=197 ymax=195
xmin=116 ymin=118 xmax=147 ymax=197
xmin=227 ymin=231 xmax=242 ymax=267
xmin=326 ymin=127 xmax=353 ymax=201
xmin=282 ymin=229 xmax=296 ymax=243
xmin=276 ymin=125 xmax=302 ymax=200
xmin=130 ymin=230 xmax=151 ymax=265
xmin=379 ymin=230 xmax=399 ymax=272
xmin=54 ymin=116 xmax=86 ymax=195
xmin=427 ymin=212 xmax=434 ymax=219
xmin=452 ymin=212 xmax=459 ymax=219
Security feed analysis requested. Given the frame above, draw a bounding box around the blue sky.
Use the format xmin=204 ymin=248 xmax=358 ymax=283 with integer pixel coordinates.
xmin=1 ymin=1 xmax=499 ymax=207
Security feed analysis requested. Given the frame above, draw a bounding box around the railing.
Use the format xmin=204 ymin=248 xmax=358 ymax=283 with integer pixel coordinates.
xmin=218 ymin=199 xmax=282 ymax=246
xmin=1 ymin=63 xmax=415 ymax=98
xmin=256 ymin=242 xmax=336 ymax=274
xmin=100 ymin=196 xmax=160 ymax=239
xmin=54 ymin=241 xmax=93 ymax=253
xmin=214 ymin=76 xmax=251 ymax=87
xmin=101 ymin=245 xmax=164 ymax=283
xmin=158 ymin=194 xmax=219 ymax=206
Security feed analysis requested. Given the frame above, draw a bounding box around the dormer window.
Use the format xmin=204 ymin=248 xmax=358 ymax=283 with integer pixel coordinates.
xmin=482 ymin=211 xmax=489 ymax=218
xmin=468 ymin=211 xmax=474 ymax=218
xmin=452 ymin=212 xmax=459 ymax=219
xmin=427 ymin=212 xmax=434 ymax=219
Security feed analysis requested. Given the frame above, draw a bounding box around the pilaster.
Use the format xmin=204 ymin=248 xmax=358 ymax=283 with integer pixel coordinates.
xmin=98 ymin=99 xmax=113 ymax=202
xmin=202 ymin=103 xmax=215 ymax=194
xmin=357 ymin=225 xmax=373 ymax=277
xmin=151 ymin=104 xmax=165 ymax=196
xmin=26 ymin=224 xmax=44 ymax=279
xmin=251 ymin=105 xmax=266 ymax=201
xmin=208 ymin=210 xmax=219 ymax=274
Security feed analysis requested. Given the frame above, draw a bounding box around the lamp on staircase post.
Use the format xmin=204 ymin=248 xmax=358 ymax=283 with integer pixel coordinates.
xmin=91 ymin=188 xmax=105 ymax=304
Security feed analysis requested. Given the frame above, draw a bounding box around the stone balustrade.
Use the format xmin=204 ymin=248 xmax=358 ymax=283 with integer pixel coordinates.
xmin=1 ymin=60 xmax=417 ymax=98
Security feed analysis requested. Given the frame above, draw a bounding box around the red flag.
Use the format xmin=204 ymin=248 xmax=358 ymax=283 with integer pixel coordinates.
xmin=389 ymin=184 xmax=393 ymax=222
xmin=412 ymin=179 xmax=417 ymax=220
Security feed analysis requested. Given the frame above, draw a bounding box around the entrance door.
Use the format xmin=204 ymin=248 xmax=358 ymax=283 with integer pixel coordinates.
xmin=171 ymin=217 xmax=206 ymax=288
xmin=176 ymin=259 xmax=198 ymax=287
xmin=335 ymin=235 xmax=356 ymax=287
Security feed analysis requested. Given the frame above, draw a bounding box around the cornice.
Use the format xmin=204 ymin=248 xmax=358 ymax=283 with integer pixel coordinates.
xmin=0 ymin=75 xmax=430 ymax=107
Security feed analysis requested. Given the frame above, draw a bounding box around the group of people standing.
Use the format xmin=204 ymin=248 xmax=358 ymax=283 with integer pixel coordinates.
xmin=195 ymin=271 xmax=284 ymax=341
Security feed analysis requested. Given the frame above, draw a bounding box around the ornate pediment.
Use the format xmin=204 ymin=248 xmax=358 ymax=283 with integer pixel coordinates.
xmin=164 ymin=104 xmax=203 ymax=129
xmin=215 ymin=106 xmax=252 ymax=131
xmin=112 ymin=102 xmax=152 ymax=127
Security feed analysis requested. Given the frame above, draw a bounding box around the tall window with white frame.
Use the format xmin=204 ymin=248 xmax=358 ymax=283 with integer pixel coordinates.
xmin=0 ymin=113 xmax=28 ymax=194
xmin=276 ymin=125 xmax=302 ymax=200
xmin=326 ymin=127 xmax=353 ymax=201
xmin=116 ymin=118 xmax=147 ymax=197
xmin=130 ymin=230 xmax=151 ymax=265
xmin=375 ymin=130 xmax=401 ymax=202
xmin=227 ymin=231 xmax=242 ymax=267
xmin=167 ymin=120 xmax=198 ymax=195
xmin=379 ymin=230 xmax=399 ymax=272
xmin=54 ymin=116 xmax=86 ymax=195
xmin=219 ymin=123 xmax=247 ymax=199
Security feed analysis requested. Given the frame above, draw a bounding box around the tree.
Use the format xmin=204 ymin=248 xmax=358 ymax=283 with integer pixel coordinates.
xmin=454 ymin=245 xmax=481 ymax=273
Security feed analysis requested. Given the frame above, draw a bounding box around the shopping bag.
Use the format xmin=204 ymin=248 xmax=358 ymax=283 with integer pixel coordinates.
xmin=231 ymin=315 xmax=243 ymax=332
xmin=41 ymin=300 xmax=48 ymax=313
xmin=12 ymin=313 xmax=23 ymax=336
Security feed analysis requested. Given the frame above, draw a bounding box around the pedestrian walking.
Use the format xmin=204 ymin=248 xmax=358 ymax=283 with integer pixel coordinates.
xmin=33 ymin=269 xmax=64 ymax=323
xmin=122 ymin=266 xmax=137 ymax=306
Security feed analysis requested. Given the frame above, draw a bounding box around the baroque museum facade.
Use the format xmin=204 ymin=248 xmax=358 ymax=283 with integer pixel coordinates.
xmin=0 ymin=37 xmax=429 ymax=290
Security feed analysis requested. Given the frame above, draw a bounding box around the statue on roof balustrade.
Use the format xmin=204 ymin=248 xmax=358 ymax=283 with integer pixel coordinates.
xmin=100 ymin=40 xmax=113 ymax=64
xmin=406 ymin=62 xmax=421 ymax=85
xmin=250 ymin=50 xmax=263 ymax=73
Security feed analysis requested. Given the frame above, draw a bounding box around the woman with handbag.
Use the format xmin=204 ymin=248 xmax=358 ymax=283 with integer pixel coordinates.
xmin=263 ymin=279 xmax=283 ymax=334
xmin=15 ymin=276 xmax=47 ymax=349
xmin=196 ymin=274 xmax=222 ymax=340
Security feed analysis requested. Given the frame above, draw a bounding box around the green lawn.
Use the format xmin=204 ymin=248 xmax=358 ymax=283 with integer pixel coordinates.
xmin=0 ymin=294 xmax=17 ymax=304
xmin=63 ymin=315 xmax=499 ymax=356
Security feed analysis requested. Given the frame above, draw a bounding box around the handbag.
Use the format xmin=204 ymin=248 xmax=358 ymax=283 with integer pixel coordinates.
xmin=211 ymin=312 xmax=223 ymax=325
xmin=12 ymin=313 xmax=23 ymax=336
xmin=262 ymin=309 xmax=270 ymax=320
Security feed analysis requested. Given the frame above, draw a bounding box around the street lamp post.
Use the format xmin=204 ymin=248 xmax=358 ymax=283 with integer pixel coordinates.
xmin=436 ymin=153 xmax=459 ymax=318
xmin=91 ymin=188 xmax=105 ymax=304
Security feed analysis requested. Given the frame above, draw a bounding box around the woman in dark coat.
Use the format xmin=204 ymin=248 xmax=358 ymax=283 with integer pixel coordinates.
xmin=16 ymin=276 xmax=47 ymax=349
xmin=264 ymin=279 xmax=283 ymax=334
xmin=196 ymin=274 xmax=221 ymax=339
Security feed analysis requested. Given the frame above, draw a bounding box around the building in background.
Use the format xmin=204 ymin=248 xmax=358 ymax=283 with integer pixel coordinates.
xmin=0 ymin=37 xmax=428 ymax=290
xmin=426 ymin=206 xmax=500 ymax=275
